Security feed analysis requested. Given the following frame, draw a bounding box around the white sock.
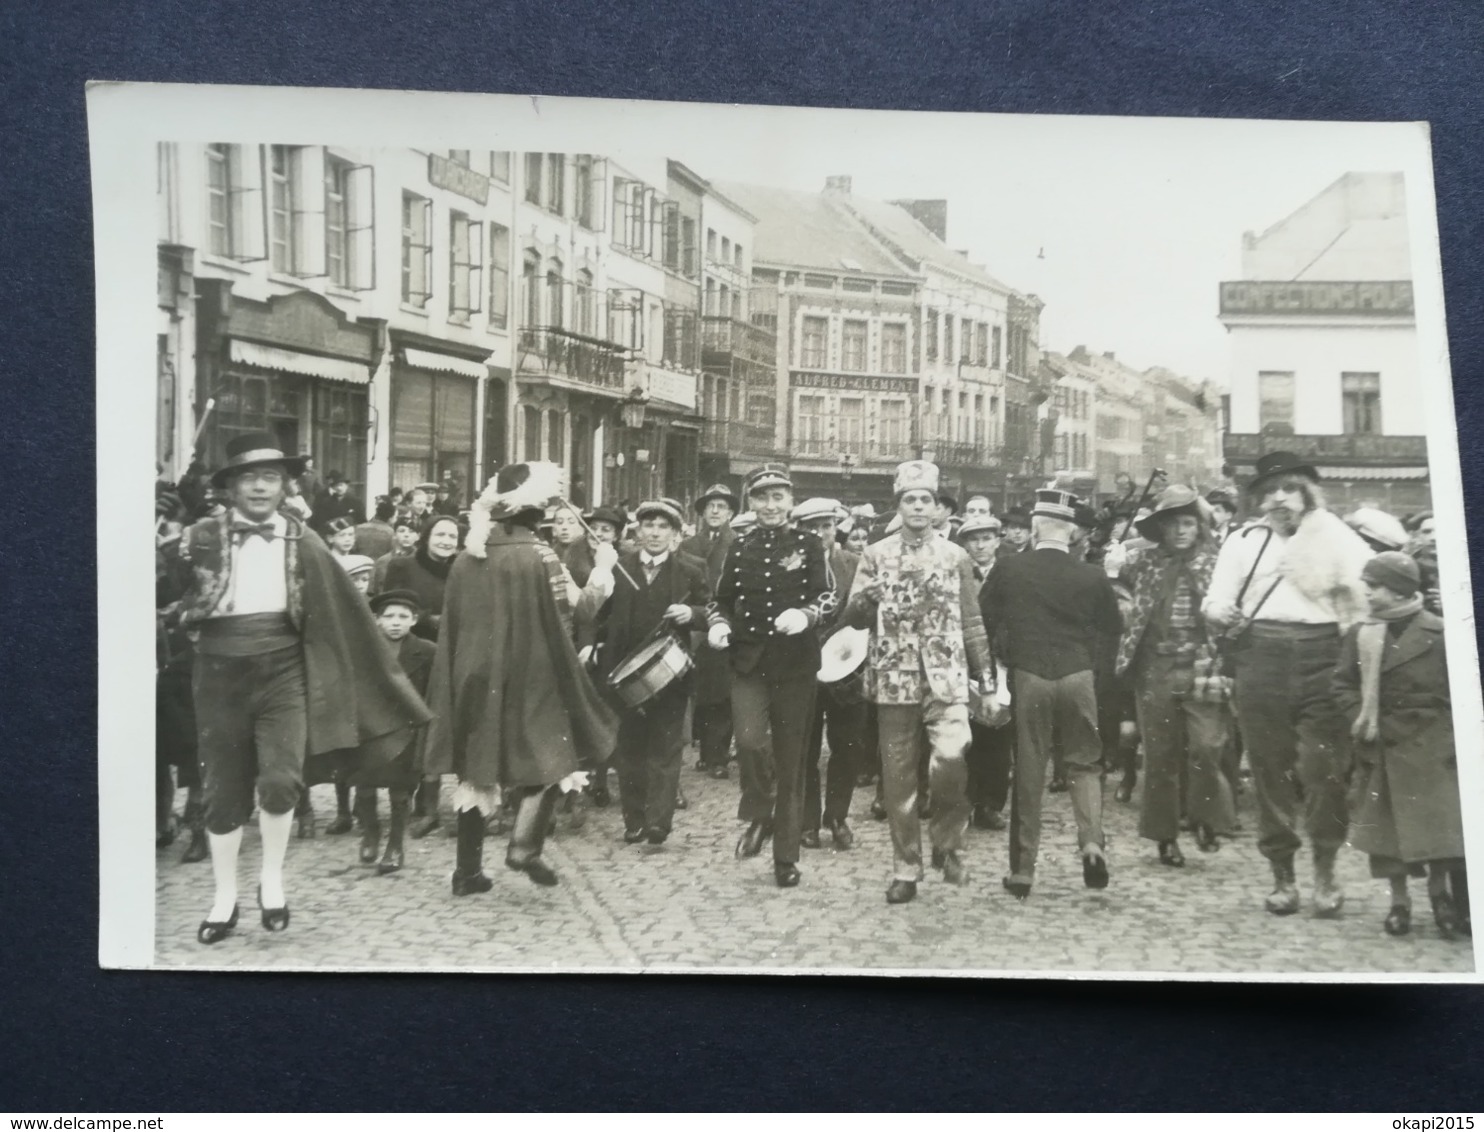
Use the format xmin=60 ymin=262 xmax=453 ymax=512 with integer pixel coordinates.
xmin=258 ymin=807 xmax=294 ymax=909
xmin=207 ymin=827 xmax=243 ymax=922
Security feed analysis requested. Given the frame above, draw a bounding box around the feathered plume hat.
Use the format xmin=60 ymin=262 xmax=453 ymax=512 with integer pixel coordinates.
xmin=465 ymin=461 xmax=567 ymax=559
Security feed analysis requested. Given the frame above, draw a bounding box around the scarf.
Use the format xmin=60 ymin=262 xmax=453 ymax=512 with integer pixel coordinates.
xmin=1352 ymin=595 xmax=1425 ymax=742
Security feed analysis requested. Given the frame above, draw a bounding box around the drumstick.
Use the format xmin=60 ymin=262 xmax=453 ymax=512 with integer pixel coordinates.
xmin=561 ymin=496 xmax=640 ymax=591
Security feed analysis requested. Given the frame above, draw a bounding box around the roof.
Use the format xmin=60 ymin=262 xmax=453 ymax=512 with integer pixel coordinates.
xmin=1243 ymin=172 xmax=1412 ymax=282
xmin=836 ymin=194 xmax=1012 ymax=294
xmin=712 ymin=181 xmax=914 ymax=278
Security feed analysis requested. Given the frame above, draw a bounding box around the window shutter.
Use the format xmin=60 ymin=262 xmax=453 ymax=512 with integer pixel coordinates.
xmin=347 ymin=164 xmax=376 ymax=291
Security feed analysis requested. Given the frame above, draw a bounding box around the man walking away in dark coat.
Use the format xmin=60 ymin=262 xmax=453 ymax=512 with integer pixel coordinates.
xmin=981 ymin=489 xmax=1123 ymax=900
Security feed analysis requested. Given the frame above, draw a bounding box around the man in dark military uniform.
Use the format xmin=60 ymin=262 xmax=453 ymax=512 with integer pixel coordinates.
xmin=707 ymin=463 xmax=835 ymax=888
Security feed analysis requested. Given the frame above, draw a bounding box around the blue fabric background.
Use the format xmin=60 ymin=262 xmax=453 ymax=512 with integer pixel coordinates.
xmin=4 ymin=0 xmax=1483 ymax=1110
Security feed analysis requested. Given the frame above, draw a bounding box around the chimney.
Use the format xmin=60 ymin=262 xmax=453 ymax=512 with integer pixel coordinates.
xmin=824 ymin=175 xmax=853 ymax=194
xmin=890 ymin=198 xmax=949 ymax=242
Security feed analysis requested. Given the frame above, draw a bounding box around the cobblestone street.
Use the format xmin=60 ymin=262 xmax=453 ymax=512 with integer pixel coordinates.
xmin=155 ymin=752 xmax=1476 ymax=976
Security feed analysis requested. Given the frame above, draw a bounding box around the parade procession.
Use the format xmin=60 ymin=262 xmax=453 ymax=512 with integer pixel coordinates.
xmin=146 ymin=145 xmax=1471 ymax=972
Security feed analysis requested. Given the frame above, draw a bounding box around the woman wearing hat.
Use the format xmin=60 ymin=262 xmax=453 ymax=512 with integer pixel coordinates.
xmin=1333 ymin=552 xmax=1469 ymax=940
xmin=1114 ymin=486 xmax=1236 ymax=867
xmin=179 ymin=432 xmax=430 ymax=943
xmin=422 ymin=462 xmax=619 ymax=893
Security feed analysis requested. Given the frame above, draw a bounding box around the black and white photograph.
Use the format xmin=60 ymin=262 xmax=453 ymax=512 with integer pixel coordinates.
xmin=91 ymin=83 xmax=1482 ymax=979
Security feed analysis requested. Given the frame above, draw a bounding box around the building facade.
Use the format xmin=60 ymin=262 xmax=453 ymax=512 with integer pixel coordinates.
xmin=157 ymin=143 xmax=516 ymax=510
xmin=1219 ymin=171 xmax=1429 ymax=512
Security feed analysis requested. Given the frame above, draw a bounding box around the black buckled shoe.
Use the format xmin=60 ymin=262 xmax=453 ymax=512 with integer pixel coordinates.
xmin=774 ymin=862 xmax=801 ymax=888
xmin=376 ymin=844 xmax=404 ymax=875
xmin=256 ymin=886 xmax=290 ymax=933
xmin=1383 ymin=905 xmax=1412 ymax=936
xmin=197 ymin=904 xmax=239 ymax=945
xmin=623 ymin=826 xmax=647 ymax=844
xmin=1158 ymin=840 xmax=1186 ymax=868
xmin=886 ymin=880 xmax=917 ymax=904
xmin=1002 ymin=876 xmax=1032 ymax=901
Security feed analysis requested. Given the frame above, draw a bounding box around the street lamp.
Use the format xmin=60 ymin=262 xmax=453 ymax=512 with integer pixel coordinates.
xmin=621 ymin=385 xmax=649 ymax=430
xmin=839 ymin=452 xmax=857 ymax=480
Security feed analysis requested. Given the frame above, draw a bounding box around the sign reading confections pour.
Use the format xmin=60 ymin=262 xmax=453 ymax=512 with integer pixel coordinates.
xmin=428 ymin=154 xmax=490 ymax=205
xmin=1219 ymin=280 xmax=1414 ymax=316
xmin=791 ymin=372 xmax=917 ymax=393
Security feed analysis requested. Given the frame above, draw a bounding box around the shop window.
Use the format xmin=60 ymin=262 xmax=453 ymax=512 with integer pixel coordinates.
xmin=880 ymin=399 xmax=907 ymax=451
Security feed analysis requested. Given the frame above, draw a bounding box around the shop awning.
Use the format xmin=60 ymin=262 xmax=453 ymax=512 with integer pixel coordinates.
xmin=229 ymin=339 xmax=370 ymax=385
xmin=1315 ymin=465 xmax=1429 ymax=481
xmin=403 ymin=347 xmax=489 ymax=380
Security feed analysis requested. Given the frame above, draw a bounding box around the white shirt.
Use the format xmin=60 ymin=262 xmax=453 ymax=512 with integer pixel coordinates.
xmin=640 ymin=549 xmax=670 ymax=584
xmin=213 ymin=510 xmax=289 ymax=616
xmin=1203 ymin=514 xmax=1369 ymax=626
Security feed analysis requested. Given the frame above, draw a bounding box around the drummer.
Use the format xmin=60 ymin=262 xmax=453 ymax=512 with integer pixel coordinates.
xmin=793 ymin=497 xmax=869 ymax=851
xmin=593 ymin=498 xmax=711 ymax=846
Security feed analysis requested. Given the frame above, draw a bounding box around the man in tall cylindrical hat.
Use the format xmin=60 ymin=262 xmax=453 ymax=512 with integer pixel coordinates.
xmin=423 ymin=462 xmax=620 ymax=894
xmin=1203 ymin=450 xmax=1371 ymax=917
xmin=707 ymin=463 xmax=835 ymax=888
xmin=179 ymin=432 xmax=431 ymax=944
xmin=845 ymin=461 xmax=994 ymax=904
xmin=680 ymin=483 xmax=741 ymax=778
xmin=980 ymin=487 xmax=1123 ymax=899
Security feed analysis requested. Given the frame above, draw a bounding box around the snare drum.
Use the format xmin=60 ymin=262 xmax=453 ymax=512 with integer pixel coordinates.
xmin=607 ymin=630 xmax=693 ymax=709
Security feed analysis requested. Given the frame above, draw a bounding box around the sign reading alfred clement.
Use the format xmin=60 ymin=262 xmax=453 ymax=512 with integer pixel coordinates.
xmin=1219 ymin=280 xmax=1414 ymax=316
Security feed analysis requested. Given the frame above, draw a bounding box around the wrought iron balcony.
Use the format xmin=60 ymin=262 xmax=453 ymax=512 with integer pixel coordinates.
xmin=702 ymin=316 xmax=778 ymax=368
xmin=518 ymin=326 xmax=627 ymax=391
xmin=701 ymin=417 xmax=776 ymax=456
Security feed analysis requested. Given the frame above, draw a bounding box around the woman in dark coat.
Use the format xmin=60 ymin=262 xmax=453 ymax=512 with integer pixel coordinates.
xmin=382 ymin=514 xmax=462 ymax=641
xmin=1334 ymin=552 xmax=1468 ymax=939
